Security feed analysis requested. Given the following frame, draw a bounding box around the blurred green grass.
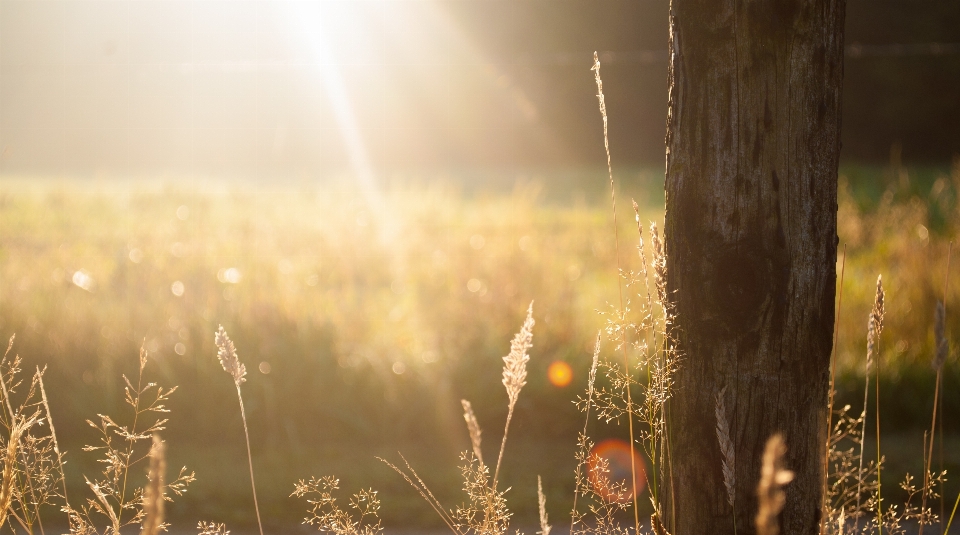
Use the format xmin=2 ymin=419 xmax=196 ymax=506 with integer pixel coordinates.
xmin=1 ymin=163 xmax=958 ymax=527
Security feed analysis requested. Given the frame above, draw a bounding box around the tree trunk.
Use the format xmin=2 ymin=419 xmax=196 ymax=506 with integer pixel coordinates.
xmin=662 ymin=1 xmax=845 ymax=534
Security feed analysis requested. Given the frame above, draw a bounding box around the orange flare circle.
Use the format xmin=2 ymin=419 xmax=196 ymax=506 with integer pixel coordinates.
xmin=547 ymin=361 xmax=573 ymax=387
xmin=588 ymin=438 xmax=647 ymax=503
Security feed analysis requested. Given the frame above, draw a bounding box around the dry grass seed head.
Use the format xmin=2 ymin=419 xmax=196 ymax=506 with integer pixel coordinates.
xmin=872 ymin=275 xmax=885 ymax=335
xmin=715 ymin=386 xmax=736 ymax=508
xmin=537 ymin=476 xmax=551 ymax=535
xmin=461 ymin=400 xmax=483 ymax=466
xmin=755 ymin=434 xmax=794 ymax=535
xmin=502 ymin=303 xmax=535 ymax=408
xmin=215 ymin=326 xmax=246 ymax=387
xmin=588 ymin=332 xmax=600 ymax=399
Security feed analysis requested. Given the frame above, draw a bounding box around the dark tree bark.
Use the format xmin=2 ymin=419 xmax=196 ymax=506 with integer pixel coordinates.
xmin=662 ymin=1 xmax=845 ymax=534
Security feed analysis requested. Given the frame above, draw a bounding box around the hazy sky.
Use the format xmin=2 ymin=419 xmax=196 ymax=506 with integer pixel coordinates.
xmin=1 ymin=0 xmax=957 ymax=179
xmin=0 ymin=1 xmax=671 ymax=179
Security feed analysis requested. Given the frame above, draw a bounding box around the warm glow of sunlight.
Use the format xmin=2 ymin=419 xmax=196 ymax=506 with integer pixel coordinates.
xmin=589 ymin=439 xmax=647 ymax=503
xmin=547 ymin=360 xmax=573 ymax=387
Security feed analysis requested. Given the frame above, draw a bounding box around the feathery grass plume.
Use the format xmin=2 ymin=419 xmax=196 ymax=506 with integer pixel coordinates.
xmin=140 ymin=435 xmax=165 ymax=535
xmin=214 ymin=326 xmax=263 ymax=535
xmin=68 ymin=347 xmax=193 ymax=535
xmin=570 ymin=332 xmax=601 ymax=535
xmin=592 ymin=51 xmax=640 ymax=535
xmin=492 ymin=302 xmax=534 ymax=489
xmin=537 ymin=476 xmax=550 ymax=535
xmin=461 ymin=400 xmax=484 ymax=466
xmin=754 ymin=434 xmax=794 ymax=535
xmin=215 ymin=325 xmax=247 ymax=387
xmin=871 ymin=275 xmax=885 ymax=535
xmin=588 ymin=332 xmax=600 ymax=400
xmin=872 ymin=275 xmax=885 ymax=335
xmin=715 ymin=386 xmax=736 ymax=510
xmin=650 ymin=222 xmax=668 ymax=310
xmin=291 ymin=476 xmax=383 ymax=535
xmin=198 ymin=522 xmax=230 ymax=535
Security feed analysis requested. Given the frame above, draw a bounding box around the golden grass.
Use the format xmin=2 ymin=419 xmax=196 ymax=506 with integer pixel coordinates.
xmin=0 ymin=152 xmax=957 ymax=535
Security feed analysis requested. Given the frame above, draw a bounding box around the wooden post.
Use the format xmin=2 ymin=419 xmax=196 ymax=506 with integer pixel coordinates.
xmin=662 ymin=1 xmax=845 ymax=534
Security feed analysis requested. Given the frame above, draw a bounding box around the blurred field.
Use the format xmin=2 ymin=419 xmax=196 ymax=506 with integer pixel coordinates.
xmin=0 ymin=163 xmax=958 ymax=527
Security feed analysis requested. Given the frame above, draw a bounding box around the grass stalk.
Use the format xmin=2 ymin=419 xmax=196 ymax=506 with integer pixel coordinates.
xmin=592 ymin=50 xmax=640 ymax=535
xmin=822 ymin=244 xmax=847 ymax=534
xmin=947 ymin=492 xmax=960 ymax=534
xmin=37 ymin=367 xmax=69 ymax=508
xmin=236 ymin=389 xmax=264 ymax=535
xmin=874 ymin=276 xmax=885 ymax=535
xmin=569 ymin=332 xmax=600 ymax=535
xmin=215 ymin=326 xmax=264 ymax=535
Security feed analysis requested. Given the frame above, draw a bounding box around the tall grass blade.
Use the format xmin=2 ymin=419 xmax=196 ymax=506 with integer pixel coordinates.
xmin=591 ymin=50 xmax=640 ymax=535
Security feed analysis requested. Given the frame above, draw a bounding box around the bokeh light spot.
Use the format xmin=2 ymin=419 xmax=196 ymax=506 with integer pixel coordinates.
xmin=547 ymin=361 xmax=573 ymax=387
xmin=588 ymin=439 xmax=647 ymax=503
xmin=218 ymin=267 xmax=242 ymax=284
xmin=259 ymin=361 xmax=272 ymax=374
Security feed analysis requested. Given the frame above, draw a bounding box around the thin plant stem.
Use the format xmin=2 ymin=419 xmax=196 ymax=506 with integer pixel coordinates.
xmin=876 ymin=328 xmax=883 ymax=535
xmin=38 ymin=368 xmax=69 ymax=508
xmin=592 ymin=51 xmax=640 ymax=535
xmin=946 ymin=491 xmax=960 ymax=533
xmin=940 ymin=370 xmax=945 ymax=535
xmin=922 ymin=371 xmax=942 ymax=535
xmin=822 ymin=244 xmax=847 ymax=534
xmin=236 ymin=387 xmax=265 ymax=535
xmin=569 ymin=334 xmax=599 ymax=535
xmin=938 ymin=242 xmax=952 ymax=535
xmin=491 ymin=404 xmax=515 ymax=492
xmin=855 ymin=372 xmax=871 ymax=535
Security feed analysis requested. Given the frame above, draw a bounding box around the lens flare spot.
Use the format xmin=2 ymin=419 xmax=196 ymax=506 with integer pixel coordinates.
xmin=588 ymin=439 xmax=647 ymax=503
xmin=547 ymin=361 xmax=573 ymax=387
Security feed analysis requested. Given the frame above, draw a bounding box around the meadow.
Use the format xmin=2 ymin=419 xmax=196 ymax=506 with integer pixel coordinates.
xmin=0 ymin=160 xmax=957 ymax=531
